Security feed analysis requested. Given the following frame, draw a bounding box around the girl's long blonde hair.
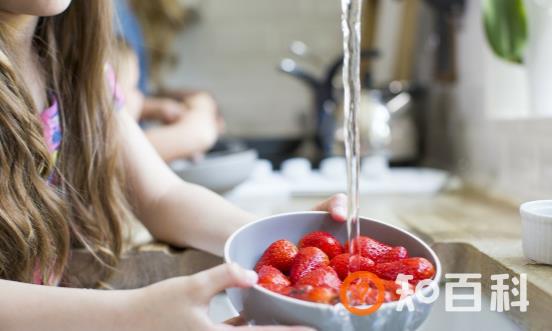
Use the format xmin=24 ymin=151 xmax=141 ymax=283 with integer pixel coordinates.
xmin=0 ymin=1 xmax=132 ymax=285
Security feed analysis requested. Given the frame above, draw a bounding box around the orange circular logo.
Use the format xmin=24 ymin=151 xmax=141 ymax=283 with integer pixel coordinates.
xmin=339 ymin=271 xmax=385 ymax=316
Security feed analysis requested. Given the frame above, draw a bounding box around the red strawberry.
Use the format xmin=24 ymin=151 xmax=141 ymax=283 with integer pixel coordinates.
xmin=289 ymin=247 xmax=329 ymax=283
xmin=378 ymin=246 xmax=409 ymax=263
xmin=276 ymin=285 xmax=295 ymax=296
xmin=372 ymin=257 xmax=435 ymax=282
xmin=282 ymin=285 xmax=310 ymax=300
xmin=345 ymin=284 xmax=391 ymax=305
xmin=346 ymin=279 xmax=398 ymax=305
xmin=377 ymin=279 xmax=416 ymax=301
xmin=306 ymin=286 xmax=339 ymax=304
xmin=296 ymin=266 xmax=342 ymax=290
xmin=329 ymin=253 xmax=375 ymax=280
xmin=285 ymin=285 xmax=339 ymax=304
xmin=298 ymin=231 xmax=344 ymax=259
xmin=255 ymin=239 xmax=298 ymax=273
xmin=257 ymin=265 xmax=291 ymax=288
xmin=260 ymin=283 xmax=288 ymax=293
xmin=345 ymin=236 xmax=392 ymax=262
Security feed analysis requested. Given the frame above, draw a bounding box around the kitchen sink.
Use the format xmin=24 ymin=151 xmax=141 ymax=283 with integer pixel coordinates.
xmin=417 ymin=285 xmax=521 ymax=331
xmin=208 ymin=286 xmax=521 ymax=330
xmin=88 ymin=238 xmax=534 ymax=330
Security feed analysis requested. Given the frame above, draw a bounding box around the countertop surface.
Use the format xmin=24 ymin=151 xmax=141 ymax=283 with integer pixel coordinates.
xmin=100 ymin=188 xmax=550 ymax=330
xmin=230 ymin=188 xmax=551 ymax=330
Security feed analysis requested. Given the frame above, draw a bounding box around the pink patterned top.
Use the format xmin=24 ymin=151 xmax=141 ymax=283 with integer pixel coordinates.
xmin=41 ymin=97 xmax=62 ymax=164
xmin=34 ymin=66 xmax=124 ymax=285
xmin=33 ymin=98 xmax=62 ymax=285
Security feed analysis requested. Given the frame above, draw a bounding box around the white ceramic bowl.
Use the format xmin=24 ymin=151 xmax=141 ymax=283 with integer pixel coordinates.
xmin=520 ymin=200 xmax=552 ymax=265
xmin=224 ymin=212 xmax=441 ymax=331
xmin=171 ymin=149 xmax=258 ymax=193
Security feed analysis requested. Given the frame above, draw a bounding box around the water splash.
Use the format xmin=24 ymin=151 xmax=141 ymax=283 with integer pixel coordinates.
xmin=341 ymin=0 xmax=362 ymax=263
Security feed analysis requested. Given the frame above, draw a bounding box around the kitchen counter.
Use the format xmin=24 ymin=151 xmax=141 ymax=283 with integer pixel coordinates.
xmin=81 ymin=188 xmax=550 ymax=330
xmin=282 ymin=189 xmax=549 ymax=330
xmin=358 ymin=190 xmax=549 ymax=331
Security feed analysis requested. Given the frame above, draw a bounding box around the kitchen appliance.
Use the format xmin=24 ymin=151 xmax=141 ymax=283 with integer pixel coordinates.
xmin=240 ymin=137 xmax=302 ymax=170
xmin=424 ymin=0 xmax=466 ymax=82
xmin=333 ymin=80 xmax=426 ymax=165
xmin=278 ymin=48 xmax=380 ymax=164
xmin=279 ymin=44 xmax=426 ymax=166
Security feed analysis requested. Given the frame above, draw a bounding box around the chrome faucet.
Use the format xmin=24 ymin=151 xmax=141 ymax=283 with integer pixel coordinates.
xmin=278 ymin=43 xmax=379 ymax=161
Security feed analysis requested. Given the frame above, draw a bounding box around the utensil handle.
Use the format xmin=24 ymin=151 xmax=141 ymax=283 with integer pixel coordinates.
xmin=434 ymin=16 xmax=457 ymax=82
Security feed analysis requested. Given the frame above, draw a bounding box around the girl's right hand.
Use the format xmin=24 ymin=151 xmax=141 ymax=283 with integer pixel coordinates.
xmin=178 ymin=92 xmax=221 ymax=151
xmin=127 ymin=263 xmax=314 ymax=331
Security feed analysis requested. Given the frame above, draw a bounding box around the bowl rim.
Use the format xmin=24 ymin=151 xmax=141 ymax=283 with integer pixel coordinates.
xmin=172 ymin=149 xmax=258 ymax=171
xmin=520 ymin=200 xmax=552 ymax=220
xmin=224 ymin=211 xmax=442 ymax=311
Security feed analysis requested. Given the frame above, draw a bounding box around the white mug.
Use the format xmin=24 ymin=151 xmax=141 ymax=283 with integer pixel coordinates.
xmin=520 ymin=200 xmax=552 ymax=265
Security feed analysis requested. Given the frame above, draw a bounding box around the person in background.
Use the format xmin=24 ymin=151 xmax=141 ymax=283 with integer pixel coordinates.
xmin=0 ymin=1 xmax=347 ymax=330
xmin=113 ymin=39 xmax=143 ymax=121
xmin=115 ymin=0 xmax=221 ymax=162
xmin=113 ymin=38 xmax=222 ymax=161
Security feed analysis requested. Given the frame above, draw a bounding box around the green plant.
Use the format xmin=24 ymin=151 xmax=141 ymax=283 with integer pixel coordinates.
xmin=482 ymin=0 xmax=528 ymax=64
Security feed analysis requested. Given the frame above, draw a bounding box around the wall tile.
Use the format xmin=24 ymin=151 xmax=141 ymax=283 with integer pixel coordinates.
xmin=162 ymin=0 xmax=341 ymax=138
xmin=433 ymin=1 xmax=552 ymax=202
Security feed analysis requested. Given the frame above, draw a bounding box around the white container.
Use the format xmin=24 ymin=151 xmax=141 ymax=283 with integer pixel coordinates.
xmin=520 ymin=200 xmax=552 ymax=265
xmin=361 ymin=155 xmax=389 ymax=178
xmin=319 ymin=157 xmax=347 ymax=180
xmin=281 ymin=158 xmax=311 ymax=180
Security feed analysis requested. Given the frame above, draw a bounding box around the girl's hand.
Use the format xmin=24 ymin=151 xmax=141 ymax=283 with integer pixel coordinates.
xmin=128 ymin=263 xmax=314 ymax=331
xmin=141 ymin=97 xmax=183 ymax=124
xmin=157 ymin=99 xmax=184 ymax=123
xmin=312 ymin=193 xmax=348 ymax=223
xmin=177 ymin=92 xmax=220 ymax=152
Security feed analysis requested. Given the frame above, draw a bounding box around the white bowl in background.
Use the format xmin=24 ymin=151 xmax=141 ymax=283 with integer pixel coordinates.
xmin=171 ymin=149 xmax=258 ymax=193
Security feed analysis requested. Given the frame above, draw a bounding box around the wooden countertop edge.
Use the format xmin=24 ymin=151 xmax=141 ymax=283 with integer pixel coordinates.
xmin=395 ymin=188 xmax=551 ymax=331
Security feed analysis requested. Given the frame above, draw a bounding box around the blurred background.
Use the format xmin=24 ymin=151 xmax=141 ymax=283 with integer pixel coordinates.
xmin=113 ymin=3 xmax=551 ymax=329
xmin=126 ymin=0 xmax=552 ymax=204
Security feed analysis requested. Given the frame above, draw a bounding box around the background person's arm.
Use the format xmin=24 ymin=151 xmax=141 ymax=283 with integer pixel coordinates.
xmin=140 ymin=96 xmax=182 ymax=123
xmin=141 ymin=93 xmax=222 ymax=161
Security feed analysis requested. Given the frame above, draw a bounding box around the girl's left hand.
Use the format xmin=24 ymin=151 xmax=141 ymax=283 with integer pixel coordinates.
xmin=312 ymin=193 xmax=348 ymax=223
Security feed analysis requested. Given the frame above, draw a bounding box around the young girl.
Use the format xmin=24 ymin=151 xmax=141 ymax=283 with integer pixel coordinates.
xmin=0 ymin=1 xmax=346 ymax=330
